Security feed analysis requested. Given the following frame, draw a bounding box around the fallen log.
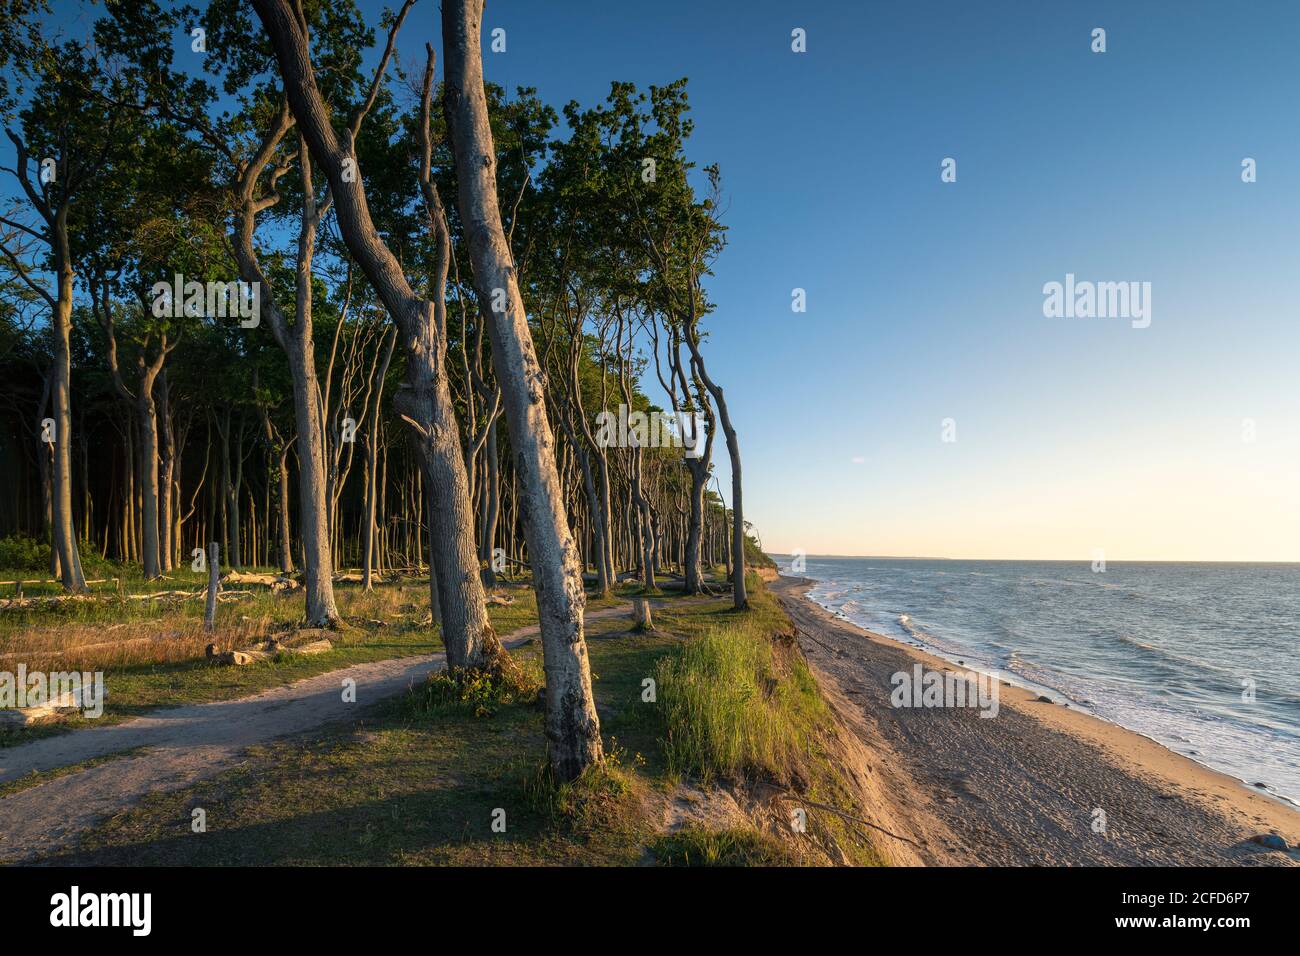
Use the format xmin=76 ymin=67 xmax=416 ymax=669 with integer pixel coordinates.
xmin=204 ymin=632 xmax=333 ymax=666
xmin=205 ymin=643 xmax=270 ymax=666
xmin=219 ymin=570 xmax=301 ymax=591
xmin=126 ymin=589 xmax=197 ymax=601
xmin=0 ymin=593 xmax=99 ymax=611
xmin=284 ymin=638 xmax=332 ymax=656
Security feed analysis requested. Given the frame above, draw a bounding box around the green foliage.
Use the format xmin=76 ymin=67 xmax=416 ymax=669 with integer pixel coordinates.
xmin=745 ymin=534 xmax=777 ymax=569
xmin=0 ymin=534 xmax=117 ymax=581
xmin=0 ymin=534 xmax=50 ymax=572
xmin=0 ymin=0 xmax=50 ymax=116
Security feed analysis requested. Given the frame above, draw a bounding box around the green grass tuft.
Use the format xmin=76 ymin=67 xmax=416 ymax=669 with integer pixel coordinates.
xmin=654 ymin=621 xmax=827 ymax=785
xmin=523 ymin=738 xmax=641 ymax=830
xmin=403 ymin=659 xmax=544 ymax=718
xmin=651 ymin=826 xmax=794 ymax=866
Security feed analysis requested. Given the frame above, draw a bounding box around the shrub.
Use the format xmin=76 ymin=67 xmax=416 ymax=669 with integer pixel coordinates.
xmin=403 ymin=658 xmax=542 ymax=718
xmin=0 ymin=534 xmax=52 ymax=572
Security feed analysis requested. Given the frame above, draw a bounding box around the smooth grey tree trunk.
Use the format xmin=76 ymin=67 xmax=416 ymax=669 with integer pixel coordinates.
xmin=136 ymin=387 xmax=162 ymax=579
xmin=50 ymin=261 xmax=85 ymax=591
xmin=478 ymin=416 xmax=500 ymax=588
xmin=278 ymin=443 xmax=294 ymax=573
xmin=287 ymin=150 xmax=341 ymax=625
xmin=158 ymin=372 xmax=174 ymax=573
xmin=685 ymin=331 xmax=747 ymax=610
xmin=363 ymin=328 xmax=396 ymax=591
xmin=288 ymin=337 xmax=339 ymax=624
xmin=442 ymin=0 xmax=602 ymax=778
xmin=229 ymin=109 xmax=339 ymax=626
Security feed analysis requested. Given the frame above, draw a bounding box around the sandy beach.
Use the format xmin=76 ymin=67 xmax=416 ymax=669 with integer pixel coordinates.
xmin=771 ymin=575 xmax=1300 ymax=866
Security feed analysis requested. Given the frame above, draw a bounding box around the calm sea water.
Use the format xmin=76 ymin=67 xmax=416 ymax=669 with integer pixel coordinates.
xmin=778 ymin=556 xmax=1300 ymax=804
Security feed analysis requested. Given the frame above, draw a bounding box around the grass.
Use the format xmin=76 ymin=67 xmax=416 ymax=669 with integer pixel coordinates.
xmin=403 ymin=657 xmax=544 ymax=719
xmin=650 ymin=826 xmax=794 ymax=866
xmin=0 ymin=746 xmax=149 ymax=799
xmin=650 ymin=582 xmax=883 ymax=865
xmin=38 ymin=612 xmax=670 ymax=867
xmin=656 ymin=623 xmax=826 ymax=785
xmin=0 ymin=567 xmax=628 ymax=748
xmin=15 ymin=571 xmax=882 ymax=866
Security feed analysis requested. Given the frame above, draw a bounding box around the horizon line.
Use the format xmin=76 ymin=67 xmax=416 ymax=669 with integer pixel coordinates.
xmin=763 ymin=552 xmax=1300 ymax=564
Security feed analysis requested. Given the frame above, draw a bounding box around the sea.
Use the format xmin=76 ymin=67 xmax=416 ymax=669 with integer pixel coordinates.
xmin=777 ymin=556 xmax=1300 ymax=805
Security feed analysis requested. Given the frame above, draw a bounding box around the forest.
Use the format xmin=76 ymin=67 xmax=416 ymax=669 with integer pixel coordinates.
xmin=0 ymin=0 xmax=763 ymax=783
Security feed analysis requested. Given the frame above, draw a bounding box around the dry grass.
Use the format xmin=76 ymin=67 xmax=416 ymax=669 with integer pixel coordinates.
xmin=0 ymin=574 xmax=424 ymax=672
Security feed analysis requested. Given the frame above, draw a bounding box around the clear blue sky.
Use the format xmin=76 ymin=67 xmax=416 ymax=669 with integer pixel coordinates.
xmin=21 ymin=0 xmax=1300 ymax=560
xmin=434 ymin=0 xmax=1300 ymax=560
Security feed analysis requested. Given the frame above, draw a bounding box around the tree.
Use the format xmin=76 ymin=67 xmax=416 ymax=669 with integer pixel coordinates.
xmin=0 ymin=38 xmax=132 ymax=590
xmin=441 ymin=0 xmax=604 ymax=777
xmin=248 ymin=0 xmax=508 ymax=674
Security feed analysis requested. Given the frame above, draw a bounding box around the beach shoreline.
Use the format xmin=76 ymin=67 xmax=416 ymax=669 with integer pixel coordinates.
xmin=772 ymin=574 xmax=1300 ymax=866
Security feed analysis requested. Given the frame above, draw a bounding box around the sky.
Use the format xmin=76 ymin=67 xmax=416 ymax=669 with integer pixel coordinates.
xmin=434 ymin=0 xmax=1300 ymax=562
xmin=20 ymin=0 xmax=1300 ymax=561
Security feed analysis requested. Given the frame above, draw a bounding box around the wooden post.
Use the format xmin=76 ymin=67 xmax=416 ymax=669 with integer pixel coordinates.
xmin=204 ymin=542 xmax=219 ymax=632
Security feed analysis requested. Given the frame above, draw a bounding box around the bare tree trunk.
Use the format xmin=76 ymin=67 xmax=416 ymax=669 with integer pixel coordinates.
xmin=36 ymin=373 xmax=58 ymax=578
xmin=618 ymin=320 xmax=656 ymax=591
xmin=158 ymin=372 xmax=175 ymax=574
xmin=363 ymin=329 xmax=395 ymax=591
xmin=204 ymin=542 xmax=219 ymax=631
xmin=685 ymin=332 xmax=746 ymax=610
xmin=563 ymin=341 xmax=612 ymax=596
xmin=290 ymin=343 xmax=339 ymax=623
xmin=278 ymin=444 xmax=294 ymax=573
xmin=218 ymin=414 xmax=244 ymax=571
xmin=50 ymin=262 xmax=85 ymax=590
xmin=685 ymin=468 xmax=708 ymax=592
xmin=229 ymin=106 xmax=339 ymax=626
xmin=136 ymin=387 xmax=162 ymax=579
xmin=249 ymin=1 xmax=501 ymax=667
xmin=478 ymin=415 xmax=500 ymax=587
xmin=442 ymin=0 xmax=601 ymax=778
xmin=425 ymin=490 xmax=441 ymax=629
xmin=565 ymin=417 xmax=610 ymax=595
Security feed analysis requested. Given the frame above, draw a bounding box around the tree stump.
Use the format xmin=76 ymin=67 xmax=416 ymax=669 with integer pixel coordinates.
xmin=633 ymin=597 xmax=653 ymax=632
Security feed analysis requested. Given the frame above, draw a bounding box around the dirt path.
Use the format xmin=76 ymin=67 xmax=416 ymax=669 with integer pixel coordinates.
xmin=0 ymin=601 xmax=655 ymax=864
xmin=771 ymin=576 xmax=1300 ymax=866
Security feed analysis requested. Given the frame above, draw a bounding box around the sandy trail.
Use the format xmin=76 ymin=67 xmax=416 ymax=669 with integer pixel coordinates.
xmin=0 ymin=602 xmax=648 ymax=864
xmin=772 ymin=576 xmax=1300 ymax=866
